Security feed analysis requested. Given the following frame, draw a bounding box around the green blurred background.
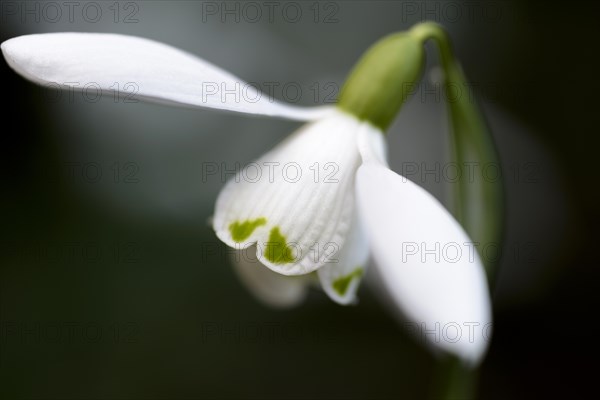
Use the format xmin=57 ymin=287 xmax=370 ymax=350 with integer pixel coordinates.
xmin=0 ymin=1 xmax=597 ymax=398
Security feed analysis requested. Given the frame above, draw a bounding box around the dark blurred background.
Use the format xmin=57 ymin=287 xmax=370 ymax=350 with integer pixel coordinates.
xmin=0 ymin=1 xmax=597 ymax=398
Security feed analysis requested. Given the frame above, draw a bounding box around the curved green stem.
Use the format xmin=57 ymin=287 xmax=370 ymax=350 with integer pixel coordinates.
xmin=410 ymin=22 xmax=505 ymax=400
xmin=411 ymin=22 xmax=456 ymax=68
xmin=429 ymin=356 xmax=479 ymax=399
xmin=410 ymin=22 xmax=505 ymax=281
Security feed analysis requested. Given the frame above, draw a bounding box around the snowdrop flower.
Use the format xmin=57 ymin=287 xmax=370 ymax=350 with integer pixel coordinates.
xmin=1 ymin=24 xmax=493 ymax=365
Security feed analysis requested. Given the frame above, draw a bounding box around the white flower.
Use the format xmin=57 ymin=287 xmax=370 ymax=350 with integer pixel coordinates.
xmin=1 ymin=32 xmax=492 ymax=365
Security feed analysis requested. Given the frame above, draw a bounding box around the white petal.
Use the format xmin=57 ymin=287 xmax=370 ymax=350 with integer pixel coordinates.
xmin=355 ymin=162 xmax=492 ymax=365
xmin=357 ymin=121 xmax=388 ymax=166
xmin=317 ymin=211 xmax=369 ymax=305
xmin=213 ymin=109 xmax=361 ymax=276
xmin=1 ymin=33 xmax=332 ymax=121
xmin=231 ymin=246 xmax=309 ymax=309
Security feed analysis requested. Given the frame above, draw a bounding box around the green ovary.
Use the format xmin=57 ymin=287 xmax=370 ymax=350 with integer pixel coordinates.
xmin=337 ymin=32 xmax=425 ymax=131
xmin=264 ymin=227 xmax=296 ymax=264
xmin=229 ymin=218 xmax=267 ymax=242
xmin=332 ymin=267 xmax=364 ymax=296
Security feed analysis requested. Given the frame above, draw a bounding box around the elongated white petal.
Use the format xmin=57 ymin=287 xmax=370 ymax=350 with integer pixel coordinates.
xmin=355 ymin=159 xmax=492 ymax=364
xmin=1 ymin=33 xmax=332 ymax=121
xmin=231 ymin=246 xmax=309 ymax=308
xmin=213 ymin=109 xmax=361 ymax=276
xmin=317 ymin=210 xmax=369 ymax=305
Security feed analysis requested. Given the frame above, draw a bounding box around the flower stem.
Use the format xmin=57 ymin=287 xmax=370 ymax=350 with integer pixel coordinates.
xmin=410 ymin=21 xmax=505 ymax=282
xmin=410 ymin=22 xmax=504 ymax=399
xmin=430 ymin=356 xmax=479 ymax=400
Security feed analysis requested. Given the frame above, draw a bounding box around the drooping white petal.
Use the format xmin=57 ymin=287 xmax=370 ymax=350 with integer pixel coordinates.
xmin=231 ymin=246 xmax=309 ymax=309
xmin=317 ymin=210 xmax=369 ymax=305
xmin=355 ymin=127 xmax=492 ymax=365
xmin=1 ymin=33 xmax=332 ymax=121
xmin=213 ymin=109 xmax=361 ymax=276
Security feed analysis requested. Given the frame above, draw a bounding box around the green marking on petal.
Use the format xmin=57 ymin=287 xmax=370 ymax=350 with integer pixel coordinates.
xmin=229 ymin=218 xmax=267 ymax=242
xmin=332 ymin=267 xmax=364 ymax=296
xmin=264 ymin=227 xmax=296 ymax=264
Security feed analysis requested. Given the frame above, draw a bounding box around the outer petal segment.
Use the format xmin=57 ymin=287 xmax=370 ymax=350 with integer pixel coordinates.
xmin=1 ymin=33 xmax=332 ymax=121
xmin=355 ymin=126 xmax=492 ymax=365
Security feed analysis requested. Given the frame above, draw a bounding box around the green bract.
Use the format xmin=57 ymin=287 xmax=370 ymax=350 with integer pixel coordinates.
xmin=338 ymin=32 xmax=425 ymax=131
